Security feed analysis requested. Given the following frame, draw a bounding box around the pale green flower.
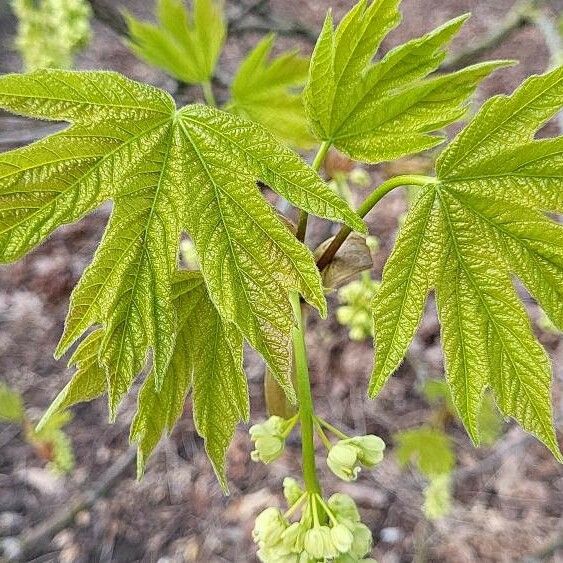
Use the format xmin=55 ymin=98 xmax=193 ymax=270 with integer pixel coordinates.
xmin=253 ymin=507 xmax=288 ymax=547
xmin=347 ymin=435 xmax=385 ymax=467
xmin=331 ymin=523 xmax=354 ymax=553
xmin=349 ymin=522 xmax=373 ymax=559
xmin=327 ymin=442 xmax=362 ymax=481
xmin=251 ymin=434 xmax=285 ymax=464
xmin=303 ymin=525 xmax=337 ymax=559
xmin=250 ymin=416 xmax=291 ymax=464
xmin=328 ymin=493 xmax=361 ymax=525
xmin=423 ymin=474 xmax=453 ymax=520
xmin=283 ymin=477 xmax=304 ymax=507
xmin=281 ymin=521 xmax=307 ymax=553
xmin=327 ymin=435 xmax=385 ymax=480
xmin=335 ymin=556 xmax=378 ymax=562
xmin=256 ymin=544 xmax=300 ymax=563
xmin=349 ymin=167 xmax=371 ymax=188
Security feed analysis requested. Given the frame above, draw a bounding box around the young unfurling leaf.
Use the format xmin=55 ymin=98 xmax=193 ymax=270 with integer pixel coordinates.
xmin=372 ymin=66 xmax=563 ymax=458
xmin=227 ymin=34 xmax=313 ymax=147
xmin=304 ymin=0 xmax=512 ymax=163
xmin=395 ymin=426 xmax=454 ymax=478
xmin=0 ymin=69 xmax=363 ymax=418
xmin=125 ymin=0 xmax=226 ymax=85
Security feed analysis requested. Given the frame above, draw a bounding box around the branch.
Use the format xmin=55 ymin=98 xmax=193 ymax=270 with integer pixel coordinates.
xmin=2 ymin=447 xmax=137 ymax=561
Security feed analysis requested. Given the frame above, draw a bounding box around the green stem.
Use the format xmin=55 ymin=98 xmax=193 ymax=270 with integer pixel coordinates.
xmin=296 ymin=140 xmax=332 ymax=242
xmin=290 ymin=291 xmax=321 ymax=494
xmin=314 ymin=419 xmax=333 ymax=450
xmin=201 ymin=81 xmax=216 ymax=107
xmin=316 ymin=174 xmax=436 ymax=271
xmin=316 ymin=416 xmax=349 ymax=440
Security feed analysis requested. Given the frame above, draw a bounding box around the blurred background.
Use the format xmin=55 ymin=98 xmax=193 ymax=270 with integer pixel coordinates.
xmin=0 ymin=0 xmax=562 ymax=561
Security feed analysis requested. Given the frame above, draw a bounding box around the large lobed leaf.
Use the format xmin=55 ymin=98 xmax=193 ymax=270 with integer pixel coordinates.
xmin=0 ymin=69 xmax=364 ymax=475
xmin=304 ymin=0 xmax=512 ymax=163
xmin=372 ymin=66 xmax=563 ymax=458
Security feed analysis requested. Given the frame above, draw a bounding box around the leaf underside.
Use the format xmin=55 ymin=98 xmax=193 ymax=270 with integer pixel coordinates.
xmin=372 ymin=66 xmax=563 ymax=459
xmin=0 ymin=69 xmax=363 ymax=480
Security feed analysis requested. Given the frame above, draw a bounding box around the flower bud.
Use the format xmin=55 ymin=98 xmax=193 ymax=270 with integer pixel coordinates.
xmin=251 ymin=434 xmax=285 ymax=464
xmin=331 ymin=523 xmax=354 ymax=553
xmin=327 ymin=442 xmax=361 ymax=481
xmin=347 ymin=435 xmax=385 ymax=467
xmin=283 ymin=477 xmax=304 ymax=507
xmin=253 ymin=507 xmax=288 ymax=547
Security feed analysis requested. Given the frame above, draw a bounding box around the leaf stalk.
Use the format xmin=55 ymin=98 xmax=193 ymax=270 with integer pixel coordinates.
xmin=316 ymin=174 xmax=436 ymax=270
xmin=296 ymin=140 xmax=332 ymax=241
xmin=201 ymin=81 xmax=217 ymax=107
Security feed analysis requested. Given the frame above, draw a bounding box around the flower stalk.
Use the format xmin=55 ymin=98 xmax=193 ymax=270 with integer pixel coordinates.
xmin=289 ymin=290 xmax=321 ymax=495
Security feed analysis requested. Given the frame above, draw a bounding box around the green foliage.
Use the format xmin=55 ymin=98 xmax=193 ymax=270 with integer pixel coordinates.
xmin=0 ymin=69 xmax=363 ymax=476
xmin=131 ymin=272 xmax=247 ymax=488
xmin=422 ymin=378 xmax=455 ymax=412
xmin=33 ymin=410 xmax=75 ymax=474
xmin=394 ymin=426 xmax=455 ymax=477
xmin=304 ymin=2 xmax=511 ymax=163
xmin=0 ymin=382 xmax=24 ymax=422
xmin=126 ymin=2 xmax=312 ymax=146
xmin=477 ymin=393 xmax=504 ymax=446
xmin=423 ymin=474 xmax=452 ymax=520
xmin=125 ymin=0 xmax=225 ymax=85
xmin=371 ymin=66 xmax=563 ymax=459
xmin=227 ymin=34 xmax=312 ymax=147
xmin=0 ymin=382 xmax=75 ymax=474
xmin=11 ymin=0 xmax=91 ymax=71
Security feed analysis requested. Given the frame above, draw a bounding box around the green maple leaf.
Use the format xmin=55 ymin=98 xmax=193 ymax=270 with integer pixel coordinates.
xmin=37 ymin=330 xmax=107 ymax=430
xmin=304 ymin=0 xmax=512 ymax=163
xmin=371 ymin=66 xmax=563 ymax=459
xmin=131 ymin=272 xmax=247 ymax=489
xmin=125 ymin=0 xmax=226 ymax=85
xmin=394 ymin=426 xmax=454 ymax=478
xmin=227 ymin=34 xmax=313 ymax=147
xmin=38 ymin=273 xmax=248 ymax=487
xmin=0 ymin=69 xmax=363 ymax=418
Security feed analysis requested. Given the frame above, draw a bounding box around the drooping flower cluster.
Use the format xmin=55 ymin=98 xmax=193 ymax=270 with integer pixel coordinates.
xmin=253 ymin=482 xmax=377 ymax=562
xmin=336 ymin=274 xmax=380 ymax=341
xmin=11 ymin=0 xmax=91 ymax=71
